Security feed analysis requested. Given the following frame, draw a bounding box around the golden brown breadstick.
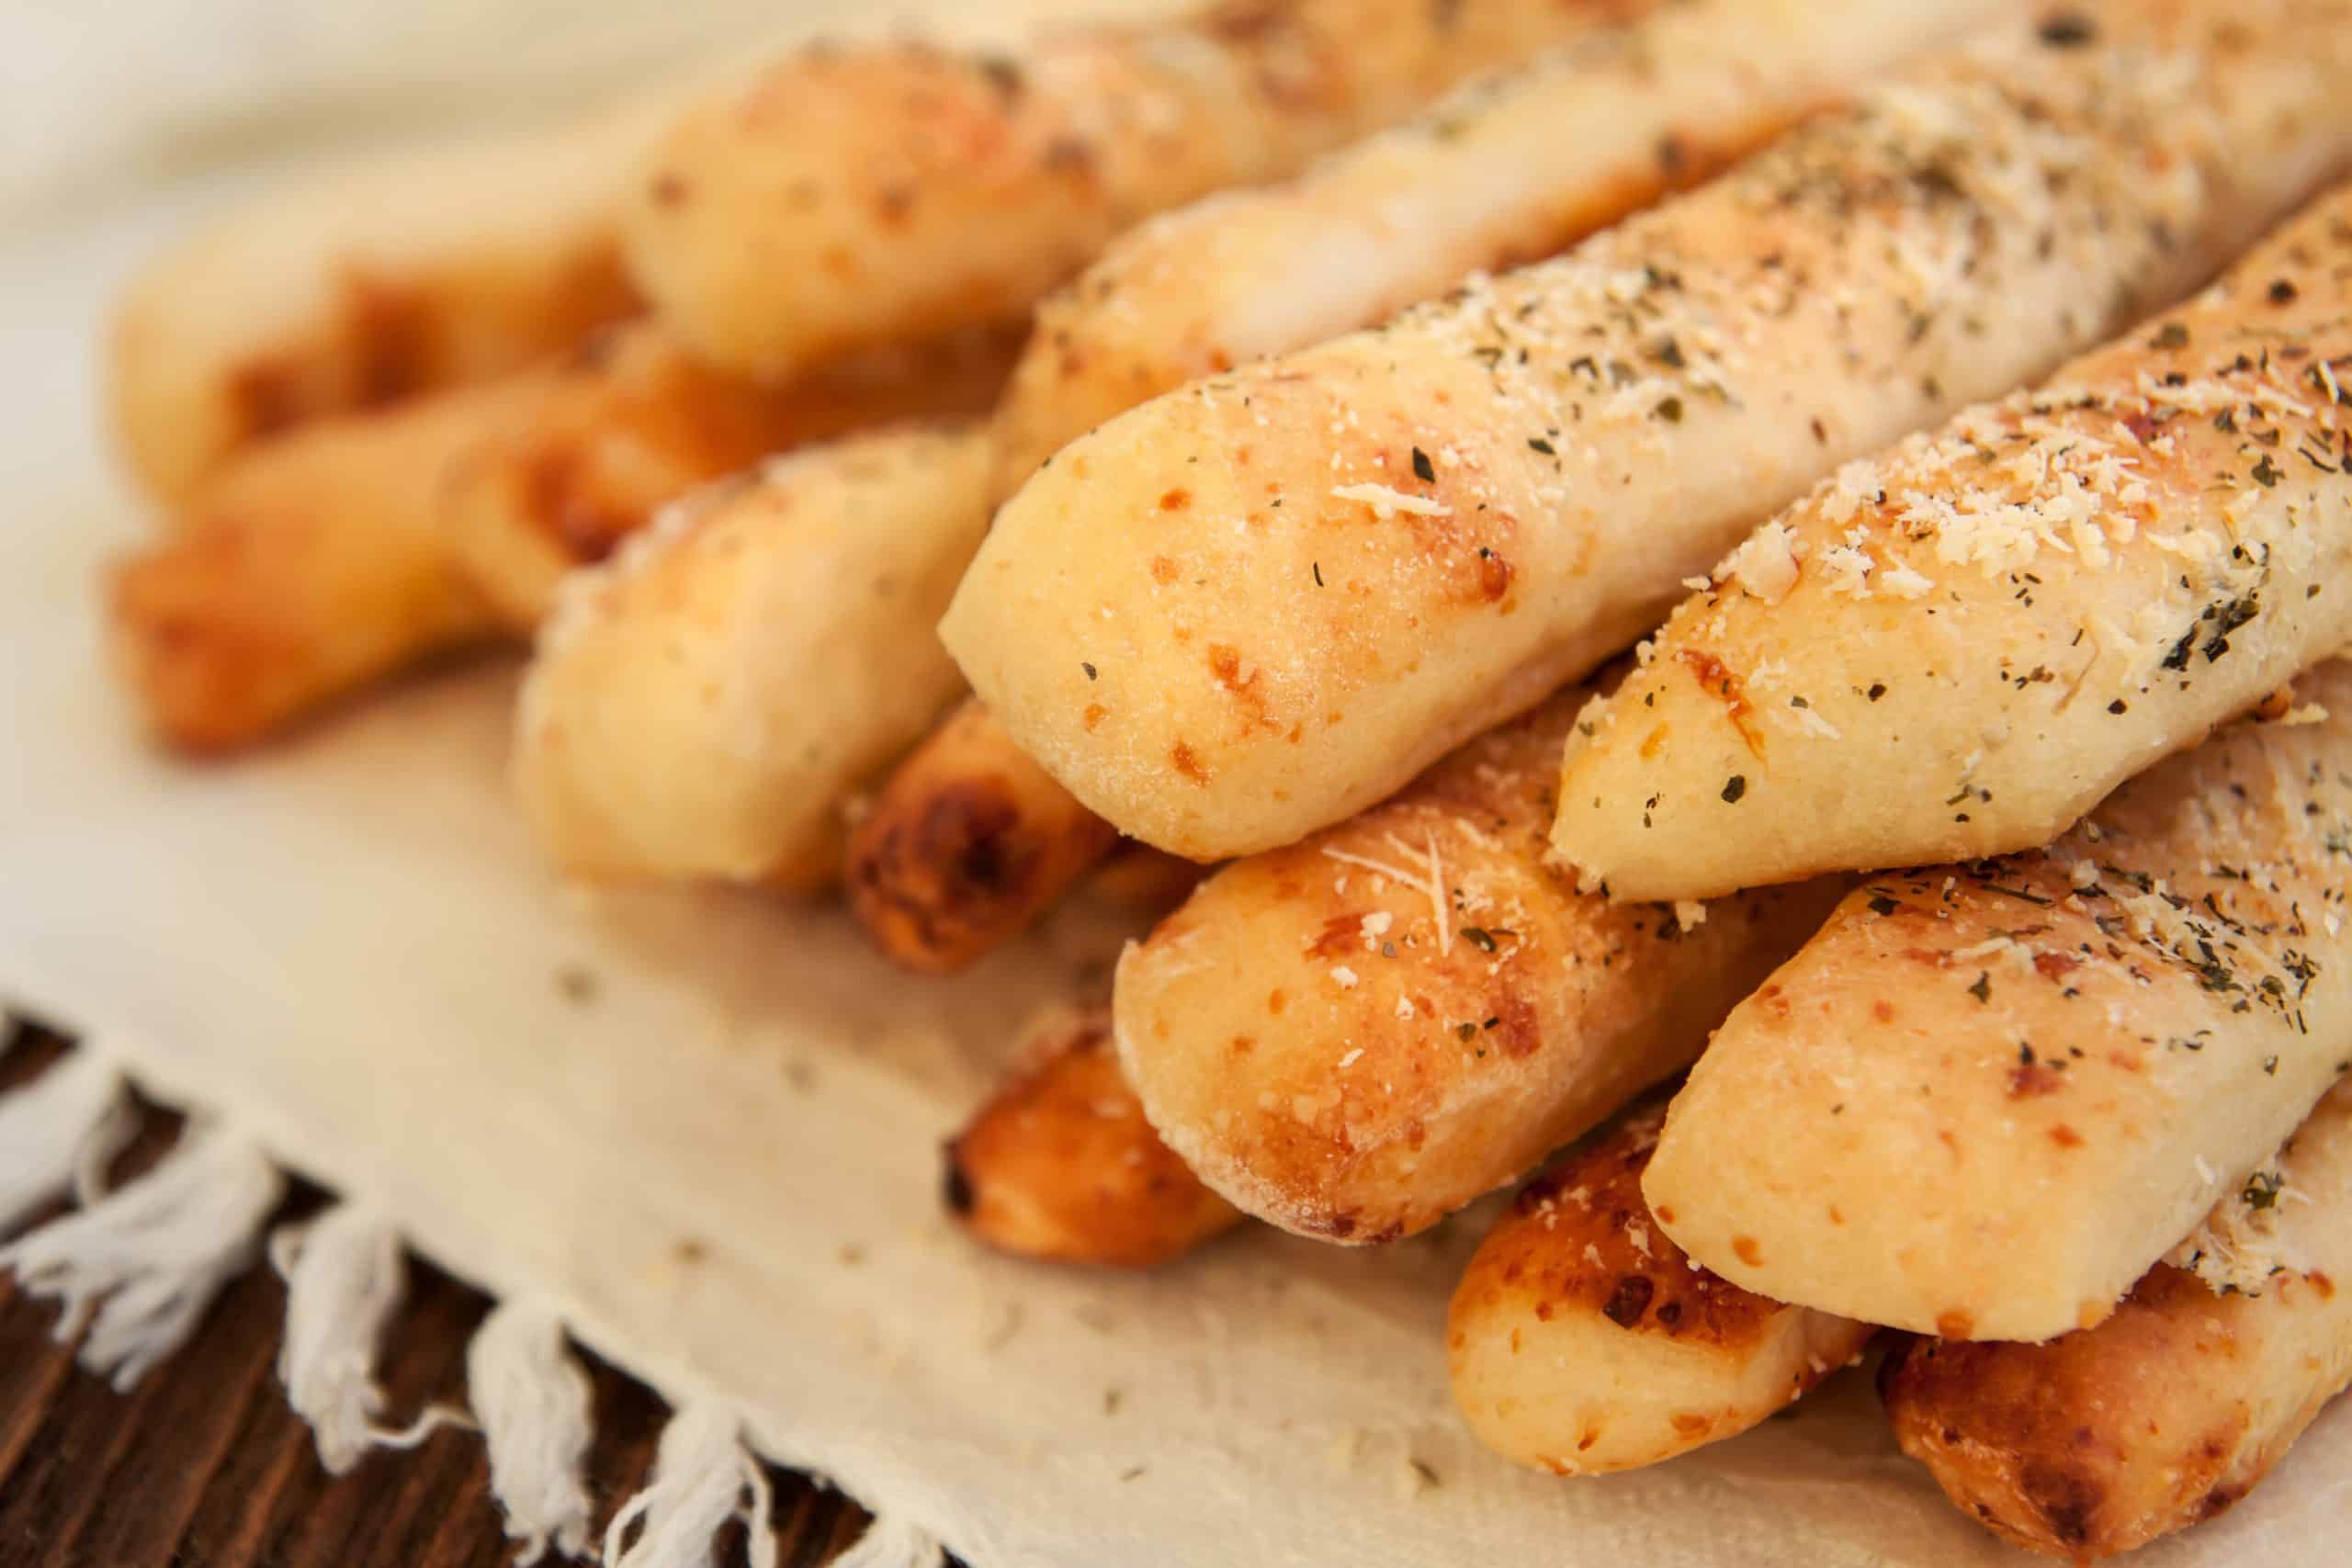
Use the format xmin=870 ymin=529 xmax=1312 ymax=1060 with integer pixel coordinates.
xmin=624 ymin=0 xmax=1648 ymax=384
xmin=1883 ymin=1079 xmax=2352 ymax=1561
xmin=110 ymin=97 xmax=661 ymax=503
xmin=945 ymin=0 xmax=2352 ymax=861
xmin=107 ymin=378 xmax=532 ymax=752
xmin=1450 ymin=1100 xmax=1872 ymax=1474
xmin=845 ymin=698 xmax=1122 ymax=972
xmin=854 ymin=0 xmax=1996 ymax=970
xmin=1645 ymin=661 xmax=2352 ymax=1342
xmin=441 ymin=321 xmax=1018 ymax=630
xmin=989 ymin=0 xmax=2004 ymax=491
xmin=513 ymin=425 xmax=996 ymax=887
xmin=1554 ymin=179 xmax=2352 ymax=901
xmin=944 ymin=1009 xmax=1242 ymax=1268
xmin=1114 ymin=681 xmax=1844 ymax=1243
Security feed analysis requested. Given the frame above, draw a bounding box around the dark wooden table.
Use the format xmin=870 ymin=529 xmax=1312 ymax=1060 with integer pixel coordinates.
xmin=0 ymin=1023 xmax=872 ymax=1567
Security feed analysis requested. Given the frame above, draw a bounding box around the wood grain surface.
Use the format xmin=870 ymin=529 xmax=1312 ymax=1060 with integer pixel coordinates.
xmin=0 ymin=1021 xmax=887 ymax=1568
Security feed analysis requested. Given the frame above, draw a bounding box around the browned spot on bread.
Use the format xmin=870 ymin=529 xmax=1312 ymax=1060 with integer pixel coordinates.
xmin=1601 ymin=1273 xmax=1655 ymax=1326
xmin=2049 ymin=1123 xmax=2084 ymax=1148
xmin=1477 ymin=549 xmax=1514 ymax=602
xmin=1159 ymin=487 xmax=1192 ymax=512
xmin=1731 ymin=1235 xmax=1762 ymax=1267
xmin=1039 ymin=136 xmax=1097 ymax=180
xmin=2008 ymin=1062 xmax=2065 ymax=1098
xmin=1638 ymin=724 xmax=1669 ymax=759
xmin=1872 ymin=999 xmax=1897 ymax=1022
xmin=338 ymin=268 xmax=435 ymax=409
xmin=1670 ymin=1412 xmax=1712 ymax=1437
xmin=1082 ymin=702 xmax=1108 ymax=731
xmin=225 ymin=355 xmax=311 ymax=442
xmin=1171 ymin=740 xmax=1210 ymax=783
xmin=2033 ymin=951 xmax=2082 ymax=981
xmin=1935 ymin=1310 xmax=1974 ymax=1338
xmin=521 ymin=446 xmax=635 ymax=566
xmin=1677 ymin=649 xmax=1765 ymax=759
xmin=1266 ymin=988 xmax=1286 ymax=1015
xmin=649 ymin=171 xmax=690 ymax=206
xmin=1306 ymin=910 xmax=1365 ymax=957
xmin=1150 ymin=554 xmax=1180 ymax=583
xmin=1484 ymin=996 xmax=1542 ymax=1059
xmin=2018 ymin=1461 xmax=2103 ymax=1549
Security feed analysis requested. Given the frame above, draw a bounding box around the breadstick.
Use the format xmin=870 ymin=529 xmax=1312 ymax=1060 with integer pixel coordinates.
xmin=944 ymin=0 xmax=2352 ymax=861
xmin=989 ymin=0 xmax=2005 ymax=491
xmin=107 ymin=378 xmax=532 ymax=752
xmin=855 ymin=0 xmax=1998 ymax=971
xmin=1883 ymin=1079 xmax=2352 ymax=1561
xmin=1450 ymin=1100 xmax=1872 ymax=1474
xmin=1114 ymin=682 xmax=1844 ymax=1243
xmin=1080 ymin=842 xmax=1207 ymax=915
xmin=623 ymin=0 xmax=1648 ymax=384
xmin=109 ymin=96 xmax=661 ymax=503
xmin=1645 ymin=660 xmax=2352 ymax=1342
xmin=944 ymin=1009 xmax=1242 ymax=1267
xmin=512 ymin=424 xmax=994 ymax=887
xmin=441 ymin=320 xmax=1017 ymax=630
xmin=845 ymin=697 xmax=1122 ymax=972
xmin=1554 ymin=180 xmax=2352 ymax=902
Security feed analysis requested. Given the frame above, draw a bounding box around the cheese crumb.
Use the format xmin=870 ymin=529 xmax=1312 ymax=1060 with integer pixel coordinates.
xmin=1332 ymin=482 xmax=1451 ymax=519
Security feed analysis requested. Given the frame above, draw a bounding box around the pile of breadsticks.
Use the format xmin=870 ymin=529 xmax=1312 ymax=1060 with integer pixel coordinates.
xmin=101 ymin=0 xmax=2352 ymax=1558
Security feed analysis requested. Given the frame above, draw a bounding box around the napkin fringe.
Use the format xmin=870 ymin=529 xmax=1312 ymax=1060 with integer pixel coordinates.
xmin=0 ymin=1040 xmax=944 ymax=1567
xmin=605 ymin=1402 xmax=779 ymax=1568
xmin=0 ymin=1096 xmax=284 ymax=1391
xmin=0 ymin=1045 xmax=130 ymax=1234
xmin=272 ymin=1203 xmax=476 ymax=1473
xmin=469 ymin=1299 xmax=599 ymax=1564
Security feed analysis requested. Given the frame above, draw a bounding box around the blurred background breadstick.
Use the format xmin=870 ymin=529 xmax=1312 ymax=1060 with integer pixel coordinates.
xmin=1114 ymin=679 xmax=1845 ymax=1243
xmin=512 ymin=424 xmax=995 ymax=888
xmin=110 ymin=315 xmax=999 ymax=755
xmin=621 ymin=0 xmax=1654 ymax=385
xmin=109 ymin=93 xmax=666 ymax=504
xmin=1450 ymin=1100 xmax=1872 ymax=1474
xmin=441 ymin=319 xmax=1020 ymax=629
xmin=944 ymin=1008 xmax=1243 ymax=1267
xmin=1883 ymin=1079 xmax=2352 ymax=1561
xmin=1646 ymin=660 xmax=2352 ymax=1341
xmin=108 ymin=378 xmax=537 ymax=752
xmin=945 ymin=0 xmax=2352 ymax=861
xmin=852 ymin=0 xmax=1991 ymax=972
xmin=1555 ymin=179 xmax=2352 ymax=901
